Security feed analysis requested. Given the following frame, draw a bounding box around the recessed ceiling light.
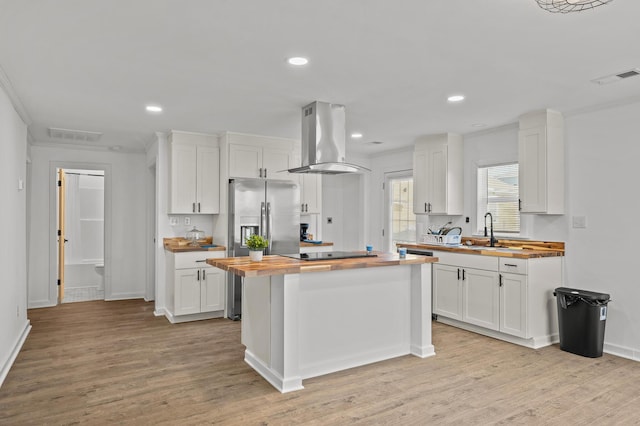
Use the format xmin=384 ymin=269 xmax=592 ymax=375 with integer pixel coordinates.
xmin=146 ymin=105 xmax=163 ymax=113
xmin=471 ymin=123 xmax=486 ymax=128
xmin=287 ymin=57 xmax=309 ymax=66
xmin=447 ymin=95 xmax=465 ymax=103
xmin=351 ymin=133 xmax=363 ymax=139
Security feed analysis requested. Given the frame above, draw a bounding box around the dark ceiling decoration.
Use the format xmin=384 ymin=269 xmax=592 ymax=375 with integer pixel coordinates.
xmin=535 ymin=0 xmax=614 ymax=13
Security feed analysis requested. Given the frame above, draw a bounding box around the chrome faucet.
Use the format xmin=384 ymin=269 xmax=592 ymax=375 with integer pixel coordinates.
xmin=484 ymin=212 xmax=498 ymax=247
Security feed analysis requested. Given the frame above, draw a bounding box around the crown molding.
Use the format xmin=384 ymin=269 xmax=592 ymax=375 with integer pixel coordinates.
xmin=29 ymin=139 xmax=145 ymax=155
xmin=0 ymin=64 xmax=32 ymax=126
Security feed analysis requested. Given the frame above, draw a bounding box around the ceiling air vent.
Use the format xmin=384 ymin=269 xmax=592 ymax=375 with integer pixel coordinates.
xmin=591 ymin=68 xmax=640 ymax=85
xmin=48 ymin=127 xmax=103 ymax=142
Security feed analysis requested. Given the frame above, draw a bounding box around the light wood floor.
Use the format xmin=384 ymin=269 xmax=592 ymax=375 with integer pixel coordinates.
xmin=1 ymin=300 xmax=640 ymax=425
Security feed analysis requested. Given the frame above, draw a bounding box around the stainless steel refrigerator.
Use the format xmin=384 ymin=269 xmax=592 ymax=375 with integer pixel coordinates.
xmin=227 ymin=178 xmax=300 ymax=320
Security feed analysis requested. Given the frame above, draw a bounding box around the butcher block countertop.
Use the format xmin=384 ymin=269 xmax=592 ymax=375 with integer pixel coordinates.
xmin=300 ymin=241 xmax=333 ymax=247
xmin=207 ymin=252 xmax=437 ymax=278
xmin=398 ymin=238 xmax=564 ymax=259
xmin=163 ymin=237 xmax=226 ymax=253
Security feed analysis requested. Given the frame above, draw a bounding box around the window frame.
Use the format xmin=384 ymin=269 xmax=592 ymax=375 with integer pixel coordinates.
xmin=384 ymin=170 xmax=416 ymax=251
xmin=476 ymin=162 xmax=521 ymax=237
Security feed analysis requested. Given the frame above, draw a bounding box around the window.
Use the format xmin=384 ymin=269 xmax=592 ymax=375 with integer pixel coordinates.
xmin=386 ymin=172 xmax=416 ymax=248
xmin=477 ymin=163 xmax=519 ymax=234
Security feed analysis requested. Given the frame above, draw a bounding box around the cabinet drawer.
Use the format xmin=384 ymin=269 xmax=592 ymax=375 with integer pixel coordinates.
xmin=499 ymin=258 xmax=527 ymax=275
xmin=175 ymin=251 xmax=225 ymax=269
xmin=433 ymin=251 xmax=499 ymax=271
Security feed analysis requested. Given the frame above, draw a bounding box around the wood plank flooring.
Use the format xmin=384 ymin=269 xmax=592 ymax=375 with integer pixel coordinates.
xmin=1 ymin=299 xmax=640 ymax=425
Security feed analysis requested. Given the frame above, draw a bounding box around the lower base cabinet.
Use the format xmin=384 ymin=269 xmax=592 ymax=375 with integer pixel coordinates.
xmin=432 ymin=251 xmax=562 ymax=348
xmin=166 ymin=251 xmax=226 ymax=322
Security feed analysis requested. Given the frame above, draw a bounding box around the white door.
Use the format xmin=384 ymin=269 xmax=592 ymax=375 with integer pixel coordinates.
xmin=262 ymin=148 xmax=293 ymax=180
xmin=170 ymin=143 xmax=197 ymax=213
xmin=301 ymin=174 xmax=322 ymax=214
xmin=175 ymin=269 xmax=201 ymax=315
xmin=462 ymin=268 xmax=499 ymax=331
xmin=427 ymin=143 xmax=447 ymax=214
xmin=500 ymin=272 xmax=528 ymax=338
xmin=200 ymin=267 xmax=225 ymax=312
xmin=229 ymin=144 xmax=262 ymax=178
xmin=413 ymin=149 xmax=428 ymax=214
xmin=433 ymin=264 xmax=463 ymax=320
xmin=518 ymin=127 xmax=547 ymax=213
xmin=197 ymin=146 xmax=220 ymax=214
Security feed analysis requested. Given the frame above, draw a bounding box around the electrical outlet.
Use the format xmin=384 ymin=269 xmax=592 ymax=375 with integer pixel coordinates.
xmin=327 ymin=217 xmax=333 ymax=224
xmin=465 ymin=217 xmax=470 ymax=223
xmin=169 ymin=217 xmax=179 ymax=226
xmin=184 ymin=217 xmax=191 ymax=225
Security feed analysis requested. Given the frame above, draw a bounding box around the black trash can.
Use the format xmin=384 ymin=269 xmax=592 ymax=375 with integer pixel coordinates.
xmin=554 ymin=287 xmax=610 ymax=358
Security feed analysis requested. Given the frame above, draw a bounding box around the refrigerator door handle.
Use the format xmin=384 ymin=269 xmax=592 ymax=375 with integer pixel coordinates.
xmin=266 ymin=202 xmax=273 ymax=254
xmin=260 ymin=202 xmax=266 ymax=239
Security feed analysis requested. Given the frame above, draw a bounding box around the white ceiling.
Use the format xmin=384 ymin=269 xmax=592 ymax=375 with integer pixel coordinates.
xmin=1 ymin=0 xmax=639 ymax=155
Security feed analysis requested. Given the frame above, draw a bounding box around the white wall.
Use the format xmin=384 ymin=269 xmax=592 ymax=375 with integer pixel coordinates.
xmin=28 ymin=145 xmax=147 ymax=306
xmin=0 ymin=83 xmax=29 ymax=387
xmin=364 ymin=102 xmax=640 ymax=361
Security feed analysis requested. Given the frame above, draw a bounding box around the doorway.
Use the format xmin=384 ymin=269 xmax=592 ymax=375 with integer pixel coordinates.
xmin=384 ymin=170 xmax=417 ymax=252
xmin=55 ymin=166 xmax=107 ymax=304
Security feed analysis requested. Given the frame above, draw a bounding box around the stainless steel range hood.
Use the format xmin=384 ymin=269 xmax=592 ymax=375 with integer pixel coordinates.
xmin=288 ymin=101 xmax=370 ymax=174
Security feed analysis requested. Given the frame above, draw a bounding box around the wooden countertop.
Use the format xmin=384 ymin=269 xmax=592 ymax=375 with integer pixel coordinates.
xmin=207 ymin=252 xmax=437 ymax=277
xmin=397 ymin=239 xmax=564 ymax=259
xmin=163 ymin=237 xmax=226 ymax=253
xmin=300 ymin=241 xmax=333 ymax=247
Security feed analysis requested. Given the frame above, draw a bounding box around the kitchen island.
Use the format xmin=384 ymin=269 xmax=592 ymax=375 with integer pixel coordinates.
xmin=207 ymin=252 xmax=438 ymax=393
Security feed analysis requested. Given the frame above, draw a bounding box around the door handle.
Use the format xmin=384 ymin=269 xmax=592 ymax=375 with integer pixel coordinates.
xmin=197 ymin=270 xmax=200 ymax=281
xmin=192 ymin=202 xmax=196 ymax=213
xmin=264 ymin=168 xmax=267 ymax=178
xmin=202 ymin=269 xmax=206 ymax=280
xmin=198 ymin=202 xmax=201 ymax=212
xmin=457 ymin=268 xmax=461 ymax=280
xmin=424 ymin=202 xmax=427 ymax=212
xmin=462 ymin=269 xmax=466 ymax=280
xmin=499 ymin=274 xmax=503 ymax=286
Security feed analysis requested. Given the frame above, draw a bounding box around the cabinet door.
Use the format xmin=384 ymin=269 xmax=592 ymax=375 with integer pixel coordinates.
xmin=462 ymin=268 xmax=499 ymax=331
xmin=200 ymin=267 xmax=224 ymax=312
xmin=433 ymin=264 xmax=463 ymax=320
xmin=499 ymin=273 xmax=528 ymax=338
xmin=426 ymin=143 xmax=448 ymax=214
xmin=413 ymin=149 xmax=428 ymax=214
xmin=262 ymin=148 xmax=294 ymax=180
xmin=170 ymin=143 xmax=197 ymax=214
xmin=175 ymin=269 xmax=201 ymax=315
xmin=518 ymin=127 xmax=547 ymax=213
xmin=196 ymin=146 xmax=220 ymax=214
xmin=301 ymin=174 xmax=322 ymax=214
xmin=229 ymin=144 xmax=262 ymax=178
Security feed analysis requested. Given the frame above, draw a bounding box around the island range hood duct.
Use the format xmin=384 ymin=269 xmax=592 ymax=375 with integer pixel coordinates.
xmin=288 ymin=101 xmax=370 ymax=174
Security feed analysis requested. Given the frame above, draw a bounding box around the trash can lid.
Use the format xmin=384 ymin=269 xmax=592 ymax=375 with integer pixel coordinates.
xmin=554 ymin=287 xmax=610 ymax=302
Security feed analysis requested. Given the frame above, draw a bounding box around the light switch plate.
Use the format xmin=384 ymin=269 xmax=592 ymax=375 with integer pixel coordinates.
xmin=169 ymin=217 xmax=179 ymax=226
xmin=184 ymin=217 xmax=191 ymax=225
xmin=572 ymin=216 xmax=587 ymax=228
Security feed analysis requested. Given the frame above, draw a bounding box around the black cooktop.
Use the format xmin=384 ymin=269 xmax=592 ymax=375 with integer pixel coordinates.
xmin=282 ymin=251 xmax=377 ymax=261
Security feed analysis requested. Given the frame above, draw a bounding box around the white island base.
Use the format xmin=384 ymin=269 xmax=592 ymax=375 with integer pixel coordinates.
xmin=241 ymin=263 xmax=435 ymax=393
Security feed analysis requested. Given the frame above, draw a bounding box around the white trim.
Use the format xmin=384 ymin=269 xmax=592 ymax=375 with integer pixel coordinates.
xmin=105 ymin=293 xmax=145 ymax=301
xmin=603 ymin=342 xmax=640 ymax=362
xmin=0 ymin=64 xmax=31 ymax=126
xmin=244 ymin=349 xmax=304 ymax=393
xmin=436 ymin=316 xmax=559 ymax=350
xmin=163 ymin=310 xmax=224 ymax=324
xmin=0 ymin=322 xmax=31 ymax=388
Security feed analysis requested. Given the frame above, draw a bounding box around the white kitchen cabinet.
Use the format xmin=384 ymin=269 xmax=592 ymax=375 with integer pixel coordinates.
xmin=413 ymin=133 xmax=463 ymax=215
xmin=433 ymin=264 xmax=463 ymax=320
xmin=518 ymin=110 xmax=564 ymax=214
xmin=431 ymin=251 xmax=562 ymax=348
xmin=225 ymin=132 xmax=297 ymax=180
xmin=300 ymin=174 xmax=322 ymax=214
xmin=166 ymin=251 xmax=226 ymax=323
xmin=169 ymin=131 xmax=220 ymax=214
xmin=462 ymin=267 xmax=500 ymax=331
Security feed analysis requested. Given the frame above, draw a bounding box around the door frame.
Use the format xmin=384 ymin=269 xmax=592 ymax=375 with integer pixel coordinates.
xmin=383 ymin=169 xmax=414 ymax=253
xmin=49 ymin=162 xmax=111 ymax=305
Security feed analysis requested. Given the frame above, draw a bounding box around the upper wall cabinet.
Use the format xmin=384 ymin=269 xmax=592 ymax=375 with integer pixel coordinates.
xmin=224 ymin=132 xmax=297 ymax=181
xmin=413 ymin=133 xmax=463 ymax=215
xmin=300 ymin=173 xmax=322 ymax=214
xmin=518 ymin=110 xmax=564 ymax=215
xmin=169 ymin=131 xmax=220 ymax=214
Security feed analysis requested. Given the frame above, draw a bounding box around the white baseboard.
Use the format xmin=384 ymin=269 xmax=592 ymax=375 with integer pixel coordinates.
xmin=164 ymin=310 xmax=224 ymax=324
xmin=604 ymin=342 xmax=640 ymax=362
xmin=105 ymin=292 xmax=145 ymax=301
xmin=1 ymin=321 xmax=31 ymax=388
xmin=28 ymin=300 xmax=56 ymax=309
